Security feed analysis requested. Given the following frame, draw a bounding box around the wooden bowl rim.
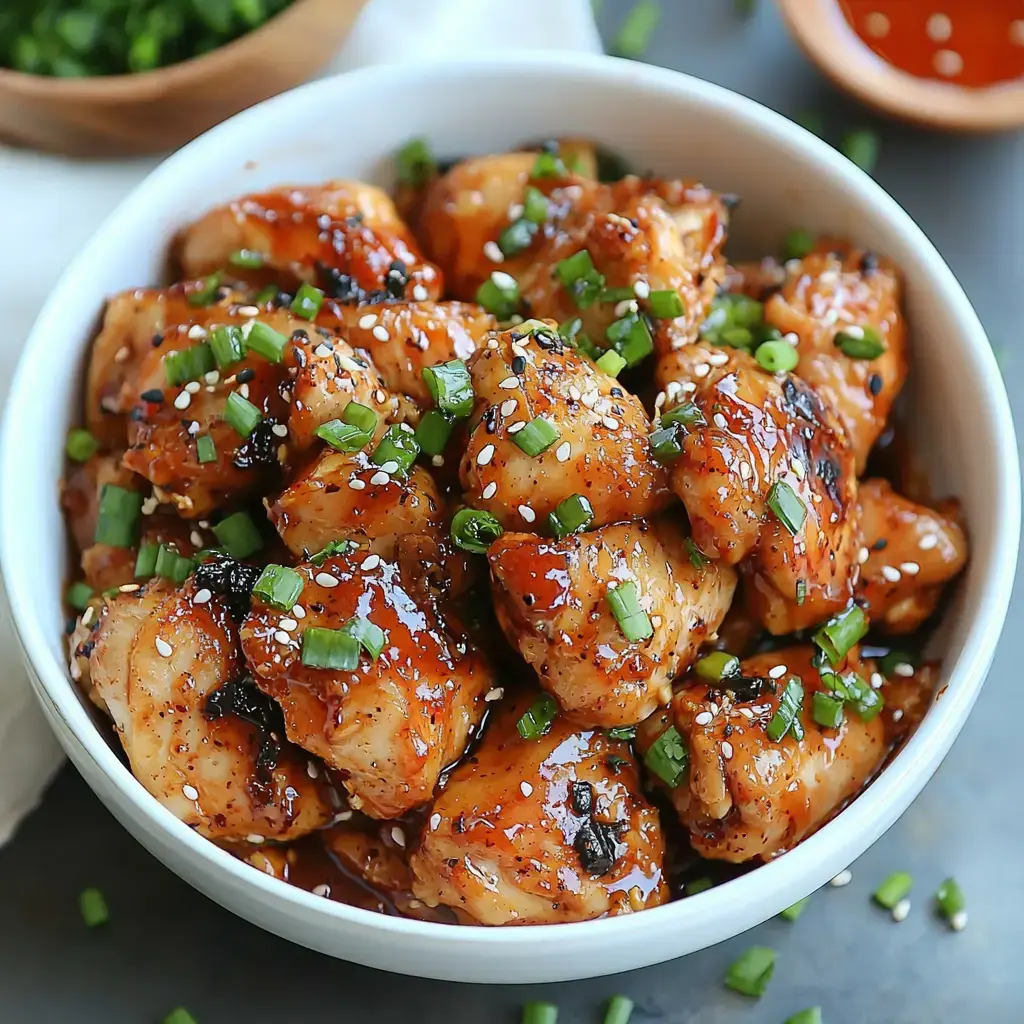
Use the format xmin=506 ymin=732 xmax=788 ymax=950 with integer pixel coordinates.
xmin=777 ymin=0 xmax=1024 ymax=131
xmin=0 ymin=0 xmax=369 ymax=101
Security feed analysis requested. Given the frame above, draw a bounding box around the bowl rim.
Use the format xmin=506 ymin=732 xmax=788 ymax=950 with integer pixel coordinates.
xmin=1 ymin=52 xmax=1018 ymax=961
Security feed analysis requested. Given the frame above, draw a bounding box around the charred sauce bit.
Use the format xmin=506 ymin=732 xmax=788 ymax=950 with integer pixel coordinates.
xmin=570 ymin=780 xmax=626 ymax=877
xmin=233 ymin=419 xmax=282 ymax=470
xmin=204 ymin=675 xmax=285 ymax=786
xmin=193 ymin=553 xmax=261 ymax=621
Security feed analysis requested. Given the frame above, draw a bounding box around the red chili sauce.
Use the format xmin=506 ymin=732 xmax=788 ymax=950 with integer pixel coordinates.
xmin=839 ymin=2 xmax=1024 ymax=87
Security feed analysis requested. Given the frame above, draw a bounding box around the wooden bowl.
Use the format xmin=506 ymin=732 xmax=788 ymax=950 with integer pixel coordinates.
xmin=777 ymin=0 xmax=1024 ymax=131
xmin=0 ymin=0 xmax=369 ymax=157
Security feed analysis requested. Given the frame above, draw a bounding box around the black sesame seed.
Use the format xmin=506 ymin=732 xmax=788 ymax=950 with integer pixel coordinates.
xmin=236 ymin=368 xmax=256 ymax=384
xmin=868 ymin=373 xmax=883 ymax=396
xmin=511 ymin=356 xmax=526 ymax=375
xmin=859 ymin=251 xmax=879 ymax=275
xmin=872 ymin=537 xmax=888 ymax=551
xmin=140 ymin=388 xmax=164 ymax=403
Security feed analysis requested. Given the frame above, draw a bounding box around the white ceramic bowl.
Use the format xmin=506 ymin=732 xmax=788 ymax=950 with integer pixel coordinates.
xmin=1 ymin=54 xmax=1018 ymax=984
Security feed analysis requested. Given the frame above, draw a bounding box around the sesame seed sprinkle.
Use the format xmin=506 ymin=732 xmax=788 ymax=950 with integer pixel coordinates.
xmin=482 ymin=482 xmax=497 ymax=499
xmin=520 ymin=781 xmax=534 ymax=797
xmin=155 ymin=637 xmax=173 ymax=657
xmin=899 ymin=561 xmax=920 ymax=575
xmin=633 ymin=280 xmax=651 ymax=299
xmin=477 ymin=444 xmax=496 ymax=466
xmin=312 ymin=883 xmax=330 ymax=897
xmin=412 ymin=284 xmax=428 ymax=301
xmin=556 ymin=441 xmax=571 ymax=462
xmin=707 ymin=350 xmax=729 ymax=366
xmin=119 ymin=583 xmax=141 ymax=593
xmin=188 ymin=324 xmax=207 ymax=340
xmin=372 ymin=325 xmax=390 ymax=342
xmin=279 ymin=617 xmax=298 ymax=631
xmin=315 ymin=572 xmax=339 ymax=588
xmin=499 ymin=376 xmax=520 ymax=389
xmin=484 ymin=687 xmax=504 ymax=702
xmin=182 ymin=784 xmax=199 ymax=801
xmin=500 ymin=399 xmax=518 ymax=416
xmin=919 ymin=534 xmax=938 ymax=550
xmin=518 ymin=504 xmax=536 ymax=523
xmin=602 ymin=417 xmax=620 ymax=430
xmin=713 ymin=412 xmax=728 ymax=429
xmin=370 ymin=470 xmax=391 ymax=486
xmin=173 ymin=391 xmax=191 ymax=410
xmin=891 ymin=898 xmax=911 ymax=923
xmin=239 ymin=383 xmax=250 ymax=399
xmin=391 ymin=826 xmax=406 ymax=847
xmin=361 ymin=555 xmax=381 ymax=571
xmin=379 ymin=460 xmax=400 ymax=474
xmin=273 ymin=630 xmax=291 ymax=646
xmin=483 ymin=241 xmax=504 ymax=263
xmin=830 ymin=869 xmax=853 ymax=887
xmin=950 ymin=909 xmax=968 ymax=931
xmin=695 ymin=711 xmax=713 ymax=726
xmin=292 ymin=604 xmax=306 ymax=619
xmin=870 ymin=672 xmax=884 ymax=689
xmin=358 ymin=313 xmax=378 ymax=329
xmin=429 ymin=813 xmax=442 ymax=831
xmin=349 ymin=478 xmax=366 ymax=490
xmin=881 ymin=565 xmax=902 ymax=583
xmin=314 ymin=343 xmax=333 ymax=358
xmin=739 ymin=462 xmax=752 ymax=481
xmin=893 ymin=663 xmax=915 ymax=678
xmin=272 ymin=423 xmax=288 ymax=437
xmin=694 ymin=363 xmax=711 ymax=378
xmin=769 ymin=664 xmax=788 ymax=679
xmin=721 ymin=741 xmax=734 ymax=760
xmin=858 ymin=546 xmax=870 ymax=564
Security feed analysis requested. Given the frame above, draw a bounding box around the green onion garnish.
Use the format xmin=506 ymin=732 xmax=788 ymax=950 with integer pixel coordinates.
xmin=309 ymin=539 xmax=354 ymax=566
xmin=838 ymin=672 xmax=885 ymax=721
xmin=685 ymin=538 xmax=709 ymax=569
xmin=879 ymin=650 xmax=916 ymax=678
xmin=783 ymin=229 xmax=814 ymax=261
xmin=724 ymin=946 xmax=777 ymax=998
xmin=662 ymin=402 xmax=706 ymax=430
xmin=812 ymin=605 xmax=868 ymax=665
xmin=370 ymin=425 xmax=420 ymax=476
xmin=78 ymin=887 xmax=109 ymax=928
xmin=301 ymin=625 xmax=360 ymax=671
xmin=395 ymin=137 xmax=436 ymax=186
xmin=66 ymin=428 xmax=98 ymax=463
xmin=685 ymin=877 xmax=714 ymax=896
xmin=512 ymin=416 xmax=559 ymax=457
xmin=695 ymin=651 xmax=740 ymax=682
xmin=501 ymin=219 xmax=540 ymax=259
xmin=784 ymin=1009 xmax=823 ymax=1024
xmin=935 ymin=878 xmax=965 ymax=921
xmin=796 ymin=579 xmax=807 ymax=605
xmin=252 ymin=564 xmax=304 ymax=611
xmin=834 ymin=325 xmax=886 ymax=360
xmin=780 ymin=896 xmax=810 ymax=921
xmin=229 ymin=248 xmax=264 ymax=269
xmin=766 ymin=677 xmax=805 ymax=742
xmin=766 ymin=480 xmax=806 ymax=535
xmin=841 ymin=129 xmax=880 ymax=174
xmin=165 ymin=344 xmax=215 ymax=386
xmin=290 ymin=282 xmax=324 ymax=321
xmin=605 ymin=312 xmax=654 ymax=367
xmin=607 ymin=725 xmax=636 ymax=741
xmin=556 ymin=250 xmax=605 ymax=310
xmin=531 ymin=150 xmax=568 ymax=179
xmin=343 ymin=616 xmax=386 ymax=661
xmin=595 ymin=349 xmax=627 ymax=378
xmin=607 ymin=580 xmax=653 ymax=642
xmin=342 ymin=402 xmax=378 ymax=434
xmin=196 ymin=434 xmax=217 ymax=464
xmin=66 ymin=581 xmax=94 ymax=611
xmin=549 ymin=494 xmax=594 ymax=539
xmin=134 ymin=541 xmax=159 ymax=580
xmin=558 ymin=317 xmax=601 ymax=359
xmin=476 ymin=271 xmax=521 ymax=319
xmin=611 ymin=0 xmax=661 ymax=59
xmin=811 ymin=691 xmax=845 ymax=729
xmin=650 ymin=425 xmax=683 ymax=464
xmin=599 ymin=287 xmax=636 ymax=303
xmin=422 ymin=359 xmax=474 ymax=418
xmin=648 ymin=289 xmax=685 ymax=319
xmin=523 ymin=186 xmax=549 ymax=224
xmin=212 ymin=511 xmax=263 ymax=559
xmin=451 ymin=508 xmax=504 ymax=554
xmin=603 ymin=995 xmax=634 ymax=1024
xmin=644 ymin=725 xmax=688 ymax=787
xmin=209 ymin=325 xmax=246 ymax=369
xmin=755 ymin=339 xmax=799 ymax=373
xmin=315 ymin=419 xmax=372 ymax=453
xmin=246 ymin=321 xmax=288 ymax=364
xmin=224 ymin=391 xmax=262 ymax=437
xmin=415 ymin=410 xmax=456 ymax=457
xmin=188 ymin=271 xmax=222 ymax=307
xmin=154 ymin=544 xmax=194 ymax=584
xmin=254 ymin=284 xmax=280 ymax=306
xmin=517 ymin=693 xmax=559 ymax=740
xmin=94 ymin=484 xmax=143 ymax=548
xmin=163 ymin=1009 xmax=199 ymax=1024
xmin=873 ymin=870 xmax=913 ymax=910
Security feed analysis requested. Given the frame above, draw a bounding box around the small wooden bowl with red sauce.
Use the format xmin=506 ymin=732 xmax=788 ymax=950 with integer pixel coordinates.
xmin=778 ymin=0 xmax=1024 ymax=131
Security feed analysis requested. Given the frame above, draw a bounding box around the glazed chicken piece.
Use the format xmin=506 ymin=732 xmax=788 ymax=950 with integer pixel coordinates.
xmin=177 ymin=181 xmax=443 ymax=302
xmin=87 ymin=582 xmax=333 ymax=843
xmin=764 ymin=241 xmax=907 ymax=470
xmin=269 ymin=448 xmax=445 ymax=560
xmin=239 ymin=550 xmax=493 ymax=819
xmin=657 ymin=343 xmax=859 ymax=634
xmin=637 ymin=645 xmax=903 ymax=862
xmin=856 ymin=478 xmax=968 ymax=633
xmin=409 ymin=694 xmax=668 ymax=925
xmin=488 ymin=518 xmax=737 ymax=727
xmin=460 ymin=323 xmax=670 ymax=531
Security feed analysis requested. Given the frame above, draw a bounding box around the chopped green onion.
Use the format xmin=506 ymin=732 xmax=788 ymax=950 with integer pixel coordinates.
xmin=600 ymin=286 xmax=636 ymax=303
xmin=784 ymin=1009 xmax=823 ymax=1024
xmin=343 ymin=616 xmax=386 ymax=661
xmin=784 ymin=229 xmax=814 ymax=261
xmin=188 ymin=272 xmax=223 ymax=307
xmin=603 ymin=995 xmax=634 ymax=1024
xmin=724 ymin=946 xmax=777 ymax=998
xmin=650 ymin=425 xmax=683 ymax=464
xmin=422 ymin=359 xmax=474 ymax=417
xmin=523 ymin=186 xmax=549 ymax=224
xmin=451 ymin=508 xmax=504 ymax=554
xmin=685 ymin=538 xmax=709 ymax=569
xmin=78 ymin=887 xmax=109 ymax=928
xmin=873 ymin=871 xmax=913 ymax=910
xmin=229 ymin=248 xmax=264 ymax=269
xmin=196 ymin=434 xmax=217 ymax=465
xmin=780 ymin=896 xmax=810 ymax=921
xmin=607 ymin=581 xmax=654 ymax=642
xmin=766 ymin=480 xmax=806 ymax=535
xmin=648 ymin=290 xmax=685 ymax=319
xmin=834 ymin=325 xmax=886 ymax=360
xmin=812 ymin=605 xmax=868 ymax=665
xmin=755 ymin=339 xmax=799 ymax=373
xmin=662 ymin=402 xmax=706 ymax=430
xmin=254 ymin=284 xmax=280 ymax=306
xmin=66 ymin=581 xmax=94 ymax=611
xmin=208 ymin=325 xmax=246 ymax=369
xmin=841 ymin=129 xmax=880 ymax=174
xmin=685 ymin=876 xmax=714 ymax=896
xmin=212 ymin=511 xmax=263 ymax=559
xmin=476 ymin=271 xmax=521 ymax=319
xmin=549 ymin=494 xmax=594 ymax=539
xmin=301 ymin=626 xmax=360 ymax=671
xmin=719 ymin=326 xmax=754 ymax=348
xmin=644 ymin=725 xmax=688 ymax=787
xmin=879 ymin=650 xmax=916 ymax=678
xmin=94 ymin=484 xmax=143 ymax=548
xmin=315 ymin=419 xmax=373 ymax=453
xmin=531 ymin=151 xmax=569 ymax=179
xmin=224 ymin=391 xmax=262 ymax=437
xmin=935 ymin=878 xmax=965 ymax=921
xmin=839 ymin=672 xmax=885 ymax=721
xmin=66 ymin=428 xmax=98 ymax=463
xmin=517 ymin=693 xmax=559 ymax=740
xmin=557 ymin=317 xmax=600 ymax=359
xmin=595 ymin=349 xmax=627 ymax=378
xmin=343 ymin=402 xmax=378 ymax=434
xmin=163 ymin=1009 xmax=199 ymax=1024
xmin=155 ymin=544 xmax=194 ymax=584
xmin=811 ymin=691 xmax=845 ymax=729
xmin=309 ymin=539 xmax=355 ymax=566
xmin=696 ymin=651 xmax=740 ymax=682
xmin=605 ymin=312 xmax=654 ymax=367
xmin=796 ymin=579 xmax=807 ymax=605
xmin=498 ymin=218 xmax=538 ymax=257
xmin=556 ymin=250 xmax=605 ymax=310
xmin=371 ymin=425 xmax=420 ymax=476
xmin=290 ymin=283 xmax=324 ymax=321
xmin=766 ymin=677 xmax=804 ymax=742
xmin=512 ymin=417 xmax=560 ymax=457
xmin=415 ymin=410 xmax=456 ymax=457
xmin=134 ymin=542 xmax=159 ymax=580
xmin=246 ymin=321 xmax=288 ymax=363
xmin=607 ymin=725 xmax=636 ymax=741
xmin=395 ymin=137 xmax=436 ymax=187
xmin=165 ymin=344 xmax=215 ymax=386
xmin=611 ymin=0 xmax=661 ymax=59
xmin=252 ymin=564 xmax=304 ymax=611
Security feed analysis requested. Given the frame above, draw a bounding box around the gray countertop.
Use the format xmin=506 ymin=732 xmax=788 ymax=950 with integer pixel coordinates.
xmin=3 ymin=2 xmax=1022 ymax=1021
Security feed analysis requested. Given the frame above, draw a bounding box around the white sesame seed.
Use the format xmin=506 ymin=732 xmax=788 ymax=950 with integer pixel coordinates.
xmin=292 ymin=604 xmax=306 ymax=619
xmin=477 ymin=444 xmax=496 ymax=466
xmin=899 ymin=561 xmax=920 ymax=576
xmin=633 ymin=280 xmax=650 ymax=299
xmin=173 ymin=391 xmax=191 ymax=410
xmin=713 ymin=412 xmax=727 ymax=429
xmin=694 ymin=363 xmax=711 ymax=378
xmin=412 ymin=284 xmax=428 ymax=301
xmin=950 ymin=909 xmax=968 ymax=931
xmin=239 ymin=383 xmax=250 ymax=399
xmin=370 ymin=471 xmax=391 ymax=486
xmin=870 ymin=672 xmax=884 ymax=689
xmin=891 ymin=898 xmax=911 ymax=923
xmin=519 ymin=504 xmax=536 ymax=523
xmin=614 ymin=299 xmax=639 ymax=317
xmin=858 ymin=546 xmax=870 ymax=564
xmin=141 ymin=496 xmax=159 ymax=515
xmin=482 ymin=482 xmax=497 ymax=499
xmin=491 ymin=271 xmax=517 ymax=291
xmin=483 ymin=241 xmax=504 ymax=263
xmin=893 ymin=663 xmax=916 ymax=678
xmin=881 ymin=565 xmax=902 ymax=583
xmin=485 ymin=687 xmax=504 ymax=702
xmin=379 ymin=460 xmax=400 ymax=475
xmin=500 ymin=399 xmax=518 ymax=416
xmin=81 ymin=606 xmax=95 ymax=627
xmin=709 ymin=702 xmax=720 ymax=716
xmin=187 ymin=531 xmax=202 ymax=550
xmin=507 ymin=202 xmax=525 ymax=220
xmin=391 ymin=826 xmax=406 ymax=848
xmin=349 ymin=478 xmax=366 ymax=490
xmin=555 ymin=441 xmax=572 ymax=462
xmin=312 ymin=883 xmax=330 ymax=897
xmin=238 ymin=304 xmax=260 ymax=317
xmin=769 ymin=664 xmax=788 ymax=679
xmin=272 ymin=423 xmax=288 ymax=437
xmin=113 ymin=344 xmax=131 ymax=364
xmin=791 ymin=459 xmax=805 ymax=480
xmin=568 ymin=384 xmax=582 ymax=401
xmin=314 ymin=343 xmax=333 ymax=358
xmin=721 ymin=741 xmax=734 ymax=760
xmin=925 ymin=12 xmax=952 ymax=42
xmin=429 ymin=813 xmax=442 ymax=831
xmin=361 ymin=555 xmax=381 ymax=571
xmin=358 ymin=313 xmax=378 ymax=329
xmin=918 ymin=534 xmax=938 ymax=550
xmin=372 ymin=325 xmax=390 ymax=343
xmin=830 ymin=869 xmax=853 ymax=887
xmin=507 ymin=421 xmax=526 ymax=434
xmin=602 ymin=417 xmax=619 ymax=430
xmin=315 ymin=572 xmax=339 ymax=588
xmin=204 ymin=370 xmax=220 ymax=386
xmin=707 ymin=350 xmax=729 ymax=366
xmin=933 ymin=49 xmax=963 ymax=77
xmin=695 ymin=711 xmax=713 ymax=726
xmin=182 ymin=784 xmax=199 ymax=801
xmin=520 ymin=781 xmax=534 ymax=797
xmin=499 ymin=376 xmax=520 ymax=389
xmin=892 ymin=709 xmax=904 ymax=722
xmin=274 ymin=630 xmax=291 ymax=645
xmin=246 ymin=833 xmax=265 ymax=845
xmin=279 ymin=617 xmax=298 ymax=631
xmin=332 ymin=810 xmax=353 ymax=823
xmin=737 ymin=707 xmax=755 ymax=720
xmin=155 ymin=637 xmax=173 ymax=657
xmin=739 ymin=462 xmax=752 ymax=481
xmin=188 ymin=324 xmax=208 ymax=340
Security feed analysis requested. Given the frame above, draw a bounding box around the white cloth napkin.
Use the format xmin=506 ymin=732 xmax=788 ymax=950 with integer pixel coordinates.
xmin=0 ymin=0 xmax=601 ymax=844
